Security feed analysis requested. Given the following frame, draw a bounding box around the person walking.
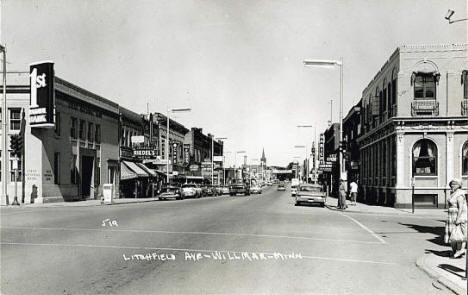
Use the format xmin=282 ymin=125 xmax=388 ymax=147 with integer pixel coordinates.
xmin=350 ymin=180 xmax=358 ymax=206
xmin=338 ymin=179 xmax=347 ymax=210
xmin=445 ymin=179 xmax=467 ymax=258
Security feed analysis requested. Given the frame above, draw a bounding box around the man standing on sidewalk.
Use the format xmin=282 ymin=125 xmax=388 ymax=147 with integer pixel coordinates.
xmin=339 ymin=179 xmax=348 ymax=210
xmin=350 ymin=180 xmax=358 ymax=206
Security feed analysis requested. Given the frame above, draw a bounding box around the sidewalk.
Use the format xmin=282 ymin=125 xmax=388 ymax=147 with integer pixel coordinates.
xmin=325 ymin=197 xmax=466 ymax=294
xmin=2 ymin=197 xmax=161 ymax=208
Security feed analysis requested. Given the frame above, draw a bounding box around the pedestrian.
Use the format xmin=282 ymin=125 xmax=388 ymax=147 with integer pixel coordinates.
xmin=445 ymin=179 xmax=467 ymax=258
xmin=339 ymin=179 xmax=347 ymax=210
xmin=350 ymin=180 xmax=358 ymax=206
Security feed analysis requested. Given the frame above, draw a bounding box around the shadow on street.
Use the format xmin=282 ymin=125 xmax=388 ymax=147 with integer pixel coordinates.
xmin=399 ymin=222 xmax=446 ymax=246
xmin=438 ymin=264 xmax=466 ymax=279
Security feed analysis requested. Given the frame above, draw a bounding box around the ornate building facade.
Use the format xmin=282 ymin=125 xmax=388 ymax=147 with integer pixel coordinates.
xmin=358 ymin=44 xmax=468 ymax=208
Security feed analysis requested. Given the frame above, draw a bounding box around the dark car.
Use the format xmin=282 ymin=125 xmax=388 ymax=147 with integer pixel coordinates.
xmin=158 ymin=185 xmax=182 ymax=200
xmin=202 ymin=185 xmax=218 ymax=197
xmin=229 ymin=182 xmax=250 ymax=196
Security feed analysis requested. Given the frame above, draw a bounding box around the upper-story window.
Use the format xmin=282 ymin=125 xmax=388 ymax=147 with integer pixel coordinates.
xmin=412 ymin=139 xmax=437 ymax=176
xmin=79 ymin=120 xmax=86 ymax=140
xmin=87 ymin=122 xmax=94 ymax=142
xmin=10 ymin=108 xmax=21 ymax=130
xmin=55 ymin=112 xmax=61 ymax=136
xmin=70 ymin=117 xmax=77 ymax=139
xmin=462 ymin=141 xmax=468 ymax=176
xmin=95 ymin=124 xmax=101 ymax=144
xmin=413 ymin=73 xmax=436 ymax=100
xmin=462 ymin=70 xmax=468 ymax=99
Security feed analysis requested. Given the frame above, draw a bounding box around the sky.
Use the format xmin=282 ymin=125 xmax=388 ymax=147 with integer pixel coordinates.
xmin=1 ymin=0 xmax=467 ymax=167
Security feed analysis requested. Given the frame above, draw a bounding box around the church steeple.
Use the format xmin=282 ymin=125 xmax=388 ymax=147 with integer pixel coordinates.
xmin=261 ymin=148 xmax=266 ymax=165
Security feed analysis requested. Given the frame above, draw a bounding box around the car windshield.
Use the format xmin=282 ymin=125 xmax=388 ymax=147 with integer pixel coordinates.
xmin=163 ymin=187 xmax=178 ymax=192
xmin=299 ymin=186 xmax=322 ymax=192
xmin=182 ymin=184 xmax=196 ymax=188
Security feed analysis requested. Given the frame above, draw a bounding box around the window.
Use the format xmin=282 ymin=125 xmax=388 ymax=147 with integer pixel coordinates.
xmin=70 ymin=117 xmax=77 ymax=139
xmin=463 ymin=70 xmax=468 ymax=99
xmin=95 ymin=124 xmax=101 ymax=143
xmin=88 ymin=122 xmax=94 ymax=142
xmin=412 ymin=139 xmax=437 ymax=176
xmin=463 ymin=141 xmax=468 ymax=176
xmin=54 ymin=152 xmax=60 ymax=184
xmin=0 ymin=108 xmax=2 ymax=130
xmin=414 ymin=73 xmax=436 ymax=100
xmin=9 ymin=152 xmax=21 ymax=182
xmin=96 ymin=157 xmax=100 ymax=186
xmin=70 ymin=154 xmax=77 ymax=184
xmin=10 ymin=108 xmax=21 ymax=130
xmin=55 ymin=112 xmax=61 ymax=136
xmin=79 ymin=120 xmax=86 ymax=140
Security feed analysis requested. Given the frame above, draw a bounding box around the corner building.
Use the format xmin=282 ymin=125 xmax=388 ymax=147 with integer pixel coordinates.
xmin=358 ymin=44 xmax=468 ymax=208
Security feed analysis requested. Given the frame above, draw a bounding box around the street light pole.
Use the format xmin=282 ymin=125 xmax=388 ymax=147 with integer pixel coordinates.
xmin=211 ymin=136 xmax=227 ymax=185
xmin=1 ymin=44 xmax=8 ymax=205
xmin=166 ymin=108 xmax=191 ymax=184
xmin=303 ymin=58 xmax=344 ymax=181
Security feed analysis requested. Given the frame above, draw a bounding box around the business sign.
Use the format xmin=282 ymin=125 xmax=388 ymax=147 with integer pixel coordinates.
xmin=213 ymin=156 xmax=223 ymax=162
xmin=30 ymin=61 xmax=55 ymax=127
xmin=133 ymin=148 xmax=156 ymax=158
xmin=189 ymin=164 xmax=199 ymax=171
xmin=131 ymin=136 xmax=145 ymax=145
xmin=326 ymin=154 xmax=337 ymax=162
xmin=183 ymin=144 xmax=190 ymax=164
xmin=171 ymin=142 xmax=178 ymax=164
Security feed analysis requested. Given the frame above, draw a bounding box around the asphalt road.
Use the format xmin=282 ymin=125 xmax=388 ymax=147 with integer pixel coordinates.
xmin=1 ymin=186 xmax=452 ymax=295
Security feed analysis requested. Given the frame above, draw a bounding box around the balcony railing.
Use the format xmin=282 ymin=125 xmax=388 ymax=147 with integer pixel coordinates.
xmin=411 ymin=100 xmax=439 ymax=117
xmin=462 ymin=99 xmax=468 ymax=116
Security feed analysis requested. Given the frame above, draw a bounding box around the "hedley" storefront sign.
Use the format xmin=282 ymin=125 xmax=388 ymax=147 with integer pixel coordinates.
xmin=30 ymin=61 xmax=55 ymax=128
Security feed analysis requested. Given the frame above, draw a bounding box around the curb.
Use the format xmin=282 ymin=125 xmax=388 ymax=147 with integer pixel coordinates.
xmin=416 ymin=255 xmax=466 ymax=295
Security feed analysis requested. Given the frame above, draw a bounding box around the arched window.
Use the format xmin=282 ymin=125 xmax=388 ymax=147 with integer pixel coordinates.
xmin=412 ymin=139 xmax=437 ymax=176
xmin=463 ymin=141 xmax=468 ymax=176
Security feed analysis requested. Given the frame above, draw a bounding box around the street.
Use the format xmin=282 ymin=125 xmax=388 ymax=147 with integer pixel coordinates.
xmin=1 ymin=186 xmax=452 ymax=295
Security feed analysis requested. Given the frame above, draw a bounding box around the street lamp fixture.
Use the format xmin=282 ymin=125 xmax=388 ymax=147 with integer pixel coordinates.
xmin=445 ymin=9 xmax=468 ymax=24
xmin=303 ymin=58 xmax=344 ymax=182
xmin=166 ymin=107 xmax=191 ymax=184
xmin=212 ymin=136 xmax=227 ymax=185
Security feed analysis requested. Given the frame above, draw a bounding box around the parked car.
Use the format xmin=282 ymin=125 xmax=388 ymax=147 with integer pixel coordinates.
xmin=181 ymin=183 xmax=201 ymax=198
xmin=158 ymin=185 xmax=182 ymax=200
xmin=229 ymin=182 xmax=250 ymax=196
xmin=277 ymin=181 xmax=286 ymax=191
xmin=295 ymin=184 xmax=326 ymax=207
xmin=202 ymin=184 xmax=218 ymax=197
xmin=220 ymin=186 xmax=230 ymax=195
xmin=250 ymin=185 xmax=262 ymax=194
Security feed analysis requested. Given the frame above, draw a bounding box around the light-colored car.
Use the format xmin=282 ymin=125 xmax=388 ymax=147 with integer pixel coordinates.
xmin=250 ymin=185 xmax=262 ymax=194
xmin=181 ymin=184 xmax=201 ymax=198
xmin=295 ymin=184 xmax=326 ymax=207
xmin=277 ymin=181 xmax=286 ymax=191
xmin=159 ymin=186 xmax=182 ymax=200
xmin=221 ymin=186 xmax=230 ymax=195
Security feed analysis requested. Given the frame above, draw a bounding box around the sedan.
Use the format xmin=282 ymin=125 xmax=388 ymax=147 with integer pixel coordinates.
xmin=295 ymin=184 xmax=326 ymax=207
xmin=249 ymin=185 xmax=262 ymax=194
xmin=158 ymin=186 xmax=182 ymax=200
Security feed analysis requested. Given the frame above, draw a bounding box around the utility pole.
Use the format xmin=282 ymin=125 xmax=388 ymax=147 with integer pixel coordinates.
xmin=1 ymin=44 xmax=8 ymax=205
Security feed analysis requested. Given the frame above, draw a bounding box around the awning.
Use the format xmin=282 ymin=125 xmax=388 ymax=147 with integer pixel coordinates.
xmin=136 ymin=163 xmax=157 ymax=177
xmin=121 ymin=162 xmax=138 ymax=181
xmin=123 ymin=161 xmax=149 ymax=178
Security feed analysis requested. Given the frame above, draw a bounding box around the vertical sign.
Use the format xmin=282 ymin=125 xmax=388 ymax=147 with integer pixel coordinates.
xmin=319 ymin=133 xmax=325 ymax=162
xmin=172 ymin=142 xmax=178 ymax=164
xmin=30 ymin=61 xmax=55 ymax=127
xmin=183 ymin=144 xmax=190 ymax=164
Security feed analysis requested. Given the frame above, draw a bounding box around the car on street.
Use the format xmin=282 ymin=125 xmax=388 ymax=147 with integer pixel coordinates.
xmin=277 ymin=181 xmax=286 ymax=191
xmin=158 ymin=185 xmax=182 ymax=200
xmin=220 ymin=186 xmax=230 ymax=195
xmin=229 ymin=182 xmax=250 ymax=196
xmin=202 ymin=184 xmax=218 ymax=197
xmin=181 ymin=183 xmax=202 ymax=198
xmin=295 ymin=184 xmax=327 ymax=207
xmin=249 ymin=185 xmax=262 ymax=194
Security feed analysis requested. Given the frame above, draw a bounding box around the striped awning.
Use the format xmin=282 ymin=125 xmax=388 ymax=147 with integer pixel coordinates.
xmin=136 ymin=163 xmax=157 ymax=177
xmin=123 ymin=161 xmax=149 ymax=178
xmin=121 ymin=162 xmax=138 ymax=181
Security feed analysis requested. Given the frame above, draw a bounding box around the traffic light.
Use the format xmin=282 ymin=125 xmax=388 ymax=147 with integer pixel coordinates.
xmin=9 ymin=134 xmax=23 ymax=157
